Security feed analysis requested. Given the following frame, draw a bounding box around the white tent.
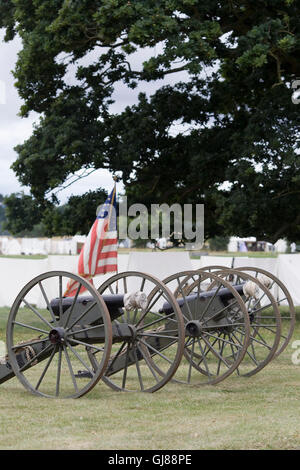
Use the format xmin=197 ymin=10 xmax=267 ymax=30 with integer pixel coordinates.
xmin=277 ymin=254 xmax=300 ymax=306
xmin=127 ymin=251 xmax=193 ymax=279
xmin=2 ymin=238 xmax=22 ymax=255
xmin=0 ymin=252 xmax=299 ymax=308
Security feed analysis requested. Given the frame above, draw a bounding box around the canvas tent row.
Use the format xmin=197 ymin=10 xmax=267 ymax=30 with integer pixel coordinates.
xmin=0 ymin=235 xmax=87 ymax=256
xmin=0 ymin=252 xmax=299 ymax=307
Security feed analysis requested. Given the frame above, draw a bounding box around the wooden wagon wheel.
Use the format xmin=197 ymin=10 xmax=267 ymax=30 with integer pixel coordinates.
xmin=161 ymin=270 xmax=199 ymax=299
xmin=145 ymin=269 xmax=208 ymax=382
xmin=199 ymin=265 xmax=295 ymax=358
xmin=6 ymin=271 xmax=112 ymax=398
xmin=195 ymin=268 xmax=282 ymax=376
xmin=197 ymin=265 xmax=236 ymax=288
xmin=234 ymin=267 xmax=295 ymax=358
xmin=94 ymin=271 xmax=185 ymax=392
xmin=160 ymin=271 xmax=251 ymax=385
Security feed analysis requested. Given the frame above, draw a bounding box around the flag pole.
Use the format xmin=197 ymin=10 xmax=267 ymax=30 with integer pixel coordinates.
xmin=112 ymin=175 xmax=119 ymax=292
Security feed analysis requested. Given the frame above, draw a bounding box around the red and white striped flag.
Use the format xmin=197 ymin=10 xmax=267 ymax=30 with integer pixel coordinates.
xmin=64 ymin=184 xmax=118 ymax=297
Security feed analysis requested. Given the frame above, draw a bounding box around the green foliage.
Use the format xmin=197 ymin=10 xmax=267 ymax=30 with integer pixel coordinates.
xmin=3 ymin=189 xmax=108 ymax=237
xmin=3 ymin=193 xmax=45 ymax=236
xmin=0 ymin=196 xmax=8 ymax=235
xmin=209 ymin=236 xmax=230 ymax=252
xmin=1 ymin=1 xmax=299 ymax=241
xmin=43 ymin=188 xmax=108 ymax=236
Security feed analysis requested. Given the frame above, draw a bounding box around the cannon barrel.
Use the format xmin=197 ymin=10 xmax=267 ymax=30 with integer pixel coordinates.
xmin=50 ymin=294 xmax=125 ymax=322
xmin=160 ymin=283 xmax=245 ymax=315
xmin=49 ymin=285 xmax=245 ymax=319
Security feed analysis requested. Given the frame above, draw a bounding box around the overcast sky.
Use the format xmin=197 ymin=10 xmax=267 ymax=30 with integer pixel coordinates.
xmin=0 ymin=31 xmax=126 ymax=203
xmin=0 ymin=32 xmax=36 ymax=198
xmin=0 ymin=30 xmax=191 ymax=205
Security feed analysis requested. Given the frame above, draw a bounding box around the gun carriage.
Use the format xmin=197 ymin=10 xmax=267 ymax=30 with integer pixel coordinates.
xmin=0 ymin=266 xmax=295 ymax=398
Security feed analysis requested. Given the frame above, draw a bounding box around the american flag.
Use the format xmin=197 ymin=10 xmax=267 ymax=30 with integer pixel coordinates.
xmin=64 ymin=184 xmax=118 ymax=297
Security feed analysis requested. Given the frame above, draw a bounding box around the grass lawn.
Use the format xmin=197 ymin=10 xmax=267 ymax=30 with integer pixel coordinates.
xmin=190 ymin=251 xmax=280 ymax=259
xmin=118 ymin=248 xmax=282 ymax=258
xmin=0 ymin=249 xmax=284 ymax=262
xmin=0 ymin=305 xmax=299 ymax=450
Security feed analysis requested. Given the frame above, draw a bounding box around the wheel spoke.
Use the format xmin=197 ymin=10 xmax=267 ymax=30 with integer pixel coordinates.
xmin=21 ymin=298 xmax=53 ymax=330
xmin=13 ymin=321 xmax=49 ymax=335
xmin=35 ymin=346 xmax=57 ymax=391
xmin=201 ymin=335 xmax=231 ymax=368
xmin=59 ymin=276 xmax=63 ymax=322
xmin=252 ymin=296 xmax=286 ymax=316
xmin=195 ymin=277 xmax=202 ymax=320
xmin=68 ymin=338 xmax=105 ymax=353
xmin=148 ymin=290 xmax=168 ymax=312
xmin=137 ymin=312 xmax=177 ymax=332
xmin=139 ymin=332 xmax=178 ymax=340
xmin=122 ymin=344 xmax=131 ymax=389
xmin=204 ymin=331 xmax=243 ymax=349
xmin=231 ymin=331 xmax=258 ymax=365
xmin=63 ymin=344 xmax=78 ymax=393
xmin=253 ymin=280 xmax=275 ymax=307
xmin=217 ymin=334 xmax=226 ymax=375
xmin=108 ymin=284 xmax=115 ymax=294
xmin=19 ymin=343 xmax=53 ymax=372
xmin=196 ymin=338 xmax=212 ymax=376
xmin=134 ymin=347 xmax=144 ymax=391
xmin=123 ymin=277 xmax=128 ymax=294
xmin=228 ymin=334 xmax=240 ymax=375
xmin=140 ymin=278 xmax=146 ymax=292
xmin=106 ymin=342 xmax=127 ymax=374
xmin=202 ymin=322 xmax=246 ymax=329
xmin=187 ymin=339 xmax=195 ymax=383
xmin=202 ymin=300 xmax=239 ymax=325
xmin=236 ymin=328 xmax=272 ymax=350
xmin=137 ymin=344 xmax=159 ymax=382
xmin=132 ymin=307 xmax=139 ymax=324
xmin=11 ymin=337 xmax=49 ymax=351
xmin=63 ymin=282 xmax=82 ymax=328
xmin=137 ymin=289 xmax=176 ymax=329
xmin=176 ymin=278 xmax=193 ymax=320
xmin=66 ymin=301 xmax=97 ymax=332
xmin=38 ymin=281 xmax=57 ymax=326
xmin=139 ymin=339 xmax=173 ymax=365
xmin=67 ymin=342 xmax=94 ymax=376
xmin=200 ymin=284 xmax=223 ymax=321
xmin=135 ymin=291 xmax=164 ymax=328
xmin=67 ymin=324 xmax=105 ymax=337
xmin=254 ymin=328 xmax=274 ymax=346
xmin=56 ymin=346 xmax=62 ymax=397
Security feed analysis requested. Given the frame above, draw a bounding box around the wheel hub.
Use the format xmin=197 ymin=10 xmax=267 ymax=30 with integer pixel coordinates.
xmin=49 ymin=327 xmax=66 ymax=345
xmin=185 ymin=320 xmax=203 ymax=337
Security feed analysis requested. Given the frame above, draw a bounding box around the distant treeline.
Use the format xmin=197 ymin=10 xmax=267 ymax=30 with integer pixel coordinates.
xmin=1 ymin=189 xmax=108 ymax=238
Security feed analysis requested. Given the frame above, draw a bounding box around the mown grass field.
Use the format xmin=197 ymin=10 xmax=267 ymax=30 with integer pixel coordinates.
xmin=0 ymin=305 xmax=299 ymax=450
xmin=118 ymin=248 xmax=281 ymax=258
xmin=0 ymin=249 xmax=283 ymax=259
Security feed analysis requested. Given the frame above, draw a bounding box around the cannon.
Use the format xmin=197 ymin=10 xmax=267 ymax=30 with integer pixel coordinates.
xmin=0 ymin=267 xmax=295 ymax=397
xmin=160 ymin=266 xmax=293 ymax=382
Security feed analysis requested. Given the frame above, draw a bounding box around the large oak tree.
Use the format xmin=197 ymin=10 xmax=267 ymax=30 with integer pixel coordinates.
xmin=1 ymin=0 xmax=299 ymax=241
